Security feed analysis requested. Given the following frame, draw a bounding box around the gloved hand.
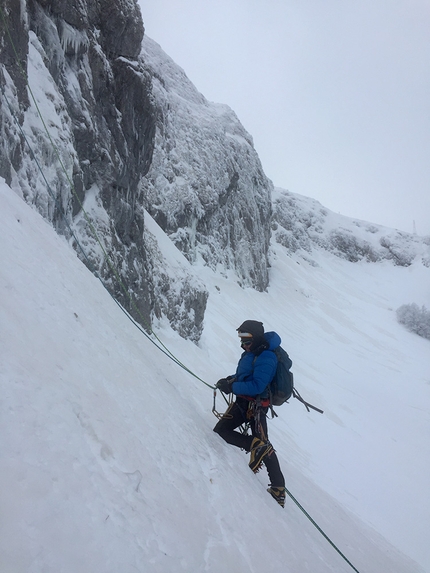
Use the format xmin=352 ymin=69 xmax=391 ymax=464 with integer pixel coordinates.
xmin=216 ymin=378 xmax=233 ymax=394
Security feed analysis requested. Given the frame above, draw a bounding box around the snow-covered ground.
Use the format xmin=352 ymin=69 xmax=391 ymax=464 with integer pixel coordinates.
xmin=1 ymin=179 xmax=429 ymax=572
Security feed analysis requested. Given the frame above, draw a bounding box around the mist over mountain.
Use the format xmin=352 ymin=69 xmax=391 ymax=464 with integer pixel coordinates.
xmin=1 ymin=0 xmax=428 ymax=342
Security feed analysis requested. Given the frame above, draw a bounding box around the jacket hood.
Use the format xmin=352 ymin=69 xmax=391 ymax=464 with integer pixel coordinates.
xmin=265 ymin=331 xmax=281 ymax=351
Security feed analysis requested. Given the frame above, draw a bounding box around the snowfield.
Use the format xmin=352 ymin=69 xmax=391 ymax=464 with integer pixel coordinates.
xmin=1 ymin=179 xmax=429 ymax=572
xmin=2 ymin=3 xmax=429 ymax=571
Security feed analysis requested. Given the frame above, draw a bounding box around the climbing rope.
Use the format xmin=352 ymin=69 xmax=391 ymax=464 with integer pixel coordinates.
xmin=285 ymin=487 xmax=361 ymax=573
xmin=214 ymin=390 xmax=361 ymax=572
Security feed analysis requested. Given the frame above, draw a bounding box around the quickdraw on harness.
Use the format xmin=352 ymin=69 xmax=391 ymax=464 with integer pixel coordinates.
xmin=249 ymin=398 xmax=268 ymax=439
xmin=212 ymin=388 xmax=233 ymax=420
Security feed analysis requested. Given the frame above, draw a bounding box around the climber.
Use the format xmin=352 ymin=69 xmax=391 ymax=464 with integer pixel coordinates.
xmin=213 ymin=320 xmax=286 ymax=507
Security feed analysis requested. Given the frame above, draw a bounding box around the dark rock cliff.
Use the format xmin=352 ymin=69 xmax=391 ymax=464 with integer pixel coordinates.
xmin=0 ymin=0 xmax=209 ymax=339
xmin=1 ymin=1 xmax=427 ymax=341
xmin=0 ymin=0 xmax=275 ymax=340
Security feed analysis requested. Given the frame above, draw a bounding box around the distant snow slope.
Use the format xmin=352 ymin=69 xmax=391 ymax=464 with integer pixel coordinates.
xmin=1 ymin=179 xmax=428 ymax=572
xmin=273 ymin=187 xmax=430 ymax=266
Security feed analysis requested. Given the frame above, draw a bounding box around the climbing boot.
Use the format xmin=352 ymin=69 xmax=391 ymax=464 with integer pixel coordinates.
xmin=267 ymin=486 xmax=286 ymax=508
xmin=248 ymin=437 xmax=273 ymax=473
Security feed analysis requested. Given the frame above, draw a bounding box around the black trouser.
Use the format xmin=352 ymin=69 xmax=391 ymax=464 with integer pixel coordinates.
xmin=213 ymin=397 xmax=285 ymax=487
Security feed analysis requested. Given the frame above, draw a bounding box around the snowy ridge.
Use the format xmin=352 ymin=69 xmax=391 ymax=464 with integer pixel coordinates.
xmin=273 ymin=187 xmax=430 ymax=266
xmin=140 ymin=36 xmax=272 ymax=292
xmin=1 ymin=178 xmax=428 ymax=572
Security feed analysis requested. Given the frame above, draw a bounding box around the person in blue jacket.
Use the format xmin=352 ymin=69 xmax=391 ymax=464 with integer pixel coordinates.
xmin=213 ymin=320 xmax=286 ymax=507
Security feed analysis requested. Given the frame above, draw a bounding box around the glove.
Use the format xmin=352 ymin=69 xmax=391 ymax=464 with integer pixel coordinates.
xmin=216 ymin=378 xmax=233 ymax=394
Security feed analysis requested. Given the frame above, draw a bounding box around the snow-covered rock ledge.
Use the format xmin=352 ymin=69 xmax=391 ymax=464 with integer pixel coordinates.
xmin=273 ymin=188 xmax=430 ymax=267
xmin=140 ymin=36 xmax=273 ymax=292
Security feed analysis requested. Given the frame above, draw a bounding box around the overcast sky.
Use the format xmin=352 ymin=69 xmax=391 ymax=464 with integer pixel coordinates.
xmin=139 ymin=0 xmax=430 ymax=235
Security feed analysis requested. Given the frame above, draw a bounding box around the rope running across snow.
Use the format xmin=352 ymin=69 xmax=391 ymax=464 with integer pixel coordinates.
xmin=285 ymin=487 xmax=362 ymax=573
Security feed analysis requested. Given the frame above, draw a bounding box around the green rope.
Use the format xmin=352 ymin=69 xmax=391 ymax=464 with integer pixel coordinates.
xmin=285 ymin=487 xmax=361 ymax=573
xmin=0 ymin=4 xmax=214 ymax=390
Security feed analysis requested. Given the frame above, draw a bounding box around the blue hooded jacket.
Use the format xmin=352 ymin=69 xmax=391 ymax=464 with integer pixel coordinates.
xmin=231 ymin=331 xmax=281 ymax=398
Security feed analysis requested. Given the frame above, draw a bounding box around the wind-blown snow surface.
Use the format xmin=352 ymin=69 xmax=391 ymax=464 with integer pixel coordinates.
xmin=1 ymin=179 xmax=429 ymax=572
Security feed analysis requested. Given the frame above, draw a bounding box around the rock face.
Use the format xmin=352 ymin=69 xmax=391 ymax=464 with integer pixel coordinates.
xmin=0 ymin=0 xmax=273 ymax=340
xmin=272 ymin=188 xmax=430 ymax=267
xmin=1 ymin=0 xmax=149 ymax=324
xmin=2 ymin=0 xmax=426 ymax=342
xmin=0 ymin=0 xmax=210 ymax=340
xmin=139 ymin=37 xmax=273 ymax=292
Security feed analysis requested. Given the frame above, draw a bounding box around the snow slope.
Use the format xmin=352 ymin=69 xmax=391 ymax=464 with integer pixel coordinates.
xmin=1 ymin=179 xmax=429 ymax=572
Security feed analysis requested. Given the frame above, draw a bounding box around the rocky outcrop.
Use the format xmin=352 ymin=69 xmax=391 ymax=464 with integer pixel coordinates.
xmin=273 ymin=188 xmax=430 ymax=267
xmin=0 ymin=0 xmax=273 ymax=341
xmin=5 ymin=0 xmax=425 ymax=345
xmin=0 ymin=0 xmax=30 ymax=183
xmin=139 ymin=37 xmax=273 ymax=292
xmin=0 ymin=0 xmax=207 ymax=339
